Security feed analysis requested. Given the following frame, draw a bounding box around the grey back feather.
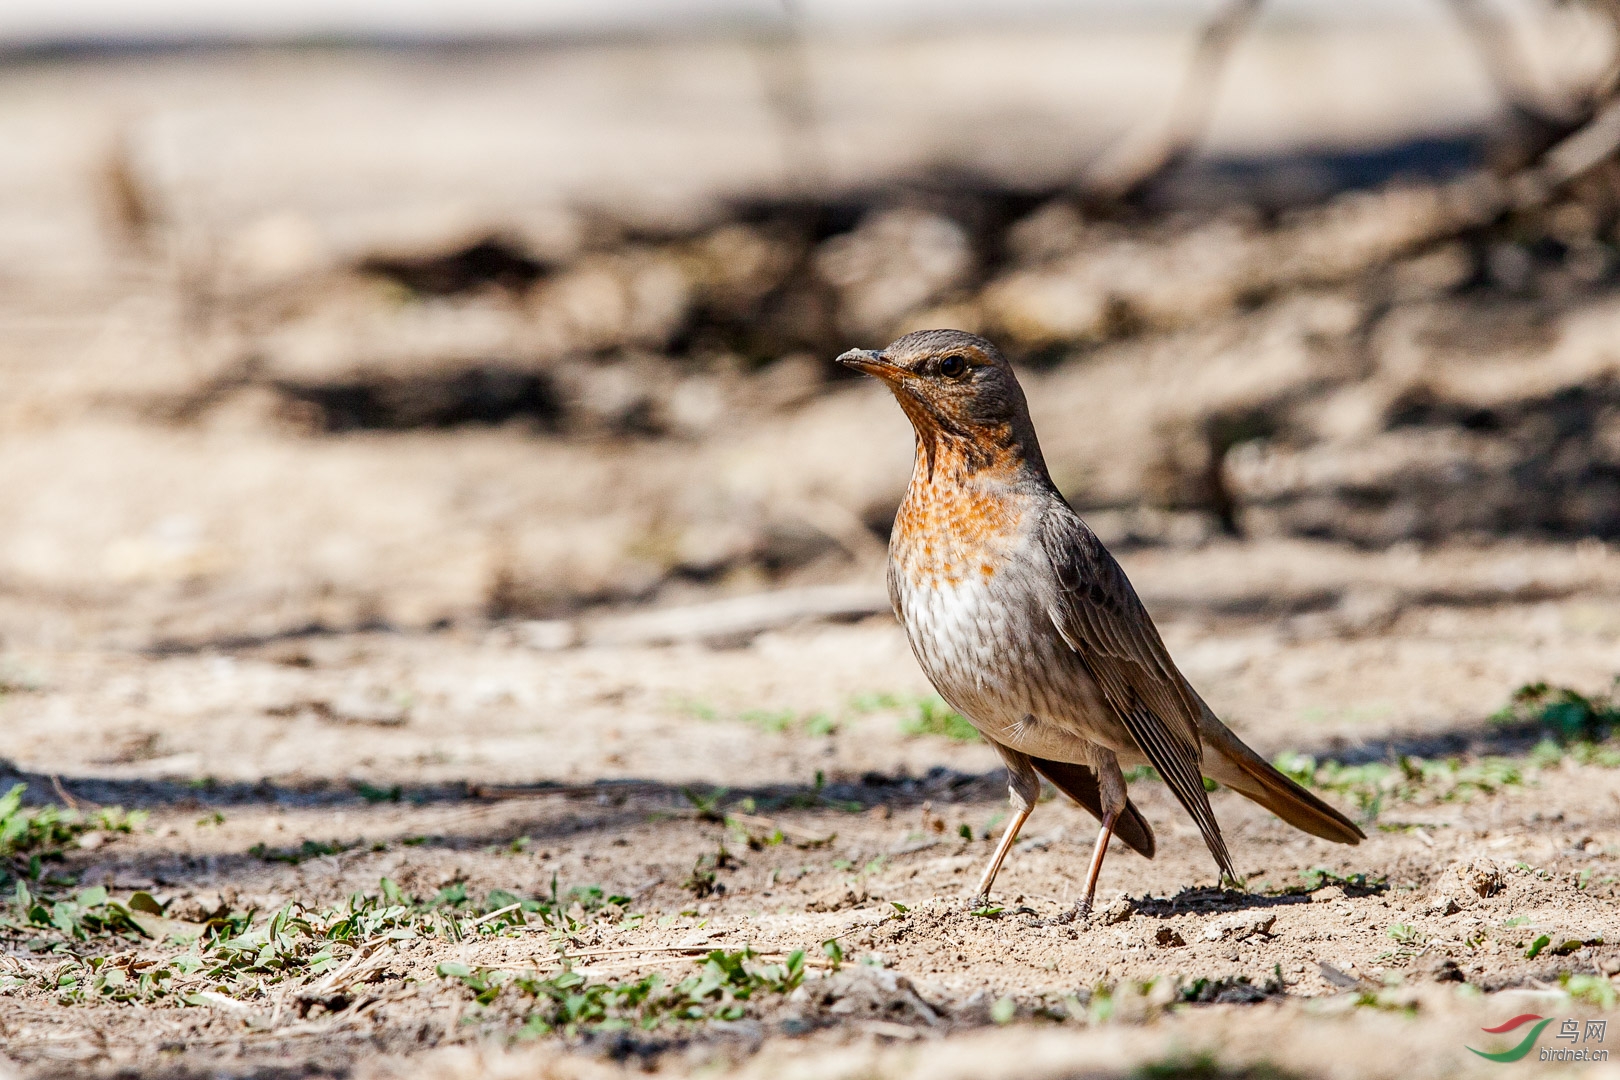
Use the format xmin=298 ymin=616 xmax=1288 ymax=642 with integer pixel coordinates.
xmin=1036 ymin=501 xmax=1235 ymax=880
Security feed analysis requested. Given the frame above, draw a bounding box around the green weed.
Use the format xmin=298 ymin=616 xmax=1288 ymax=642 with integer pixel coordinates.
xmin=1271 ymin=680 xmax=1620 ymax=824
xmin=0 ymin=785 xmax=145 ymax=880
xmin=677 ymin=698 xmax=837 ymax=738
xmin=901 ymin=696 xmax=978 ymax=742
xmin=0 ymin=876 xmax=630 ymax=1008
xmin=1494 ymin=679 xmax=1620 ymax=742
xmin=1564 ymin=973 xmax=1619 ymax=1008
xmin=1386 ymin=923 xmax=1426 ymax=946
xmin=1272 ymin=752 xmax=1524 ymax=822
xmin=1276 ymin=867 xmax=1386 ymax=895
xmin=248 ymin=839 xmax=359 ymax=865
xmin=439 ymin=947 xmax=806 ymax=1035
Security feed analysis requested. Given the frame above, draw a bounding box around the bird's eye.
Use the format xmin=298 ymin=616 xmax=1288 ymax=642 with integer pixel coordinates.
xmin=939 ymin=355 xmax=968 ymax=379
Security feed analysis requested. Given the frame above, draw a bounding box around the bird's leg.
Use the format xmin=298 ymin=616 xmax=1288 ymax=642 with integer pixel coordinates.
xmin=1077 ymin=750 xmax=1129 ymax=916
xmin=973 ymin=743 xmax=1042 ymax=902
xmin=1077 ymin=808 xmax=1119 ymax=915
xmin=973 ymin=803 xmax=1031 ymax=901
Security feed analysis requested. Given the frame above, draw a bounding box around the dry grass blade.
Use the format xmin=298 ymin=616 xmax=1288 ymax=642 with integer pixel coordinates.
xmin=463 ymin=903 xmax=523 ymax=930
xmin=190 ymin=990 xmax=253 ymax=1013
xmin=299 ymin=940 xmax=386 ymax=1002
xmin=724 ymin=811 xmax=836 ymax=845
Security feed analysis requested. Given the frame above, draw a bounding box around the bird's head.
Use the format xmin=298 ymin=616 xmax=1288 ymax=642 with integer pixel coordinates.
xmin=837 ymin=329 xmax=1044 ymax=480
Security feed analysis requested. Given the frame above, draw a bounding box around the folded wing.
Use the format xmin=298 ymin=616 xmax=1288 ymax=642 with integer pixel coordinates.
xmin=1037 ymin=506 xmax=1235 ymax=881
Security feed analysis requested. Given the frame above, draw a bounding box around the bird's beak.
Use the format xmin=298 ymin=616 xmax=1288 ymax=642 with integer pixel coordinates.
xmin=836 ymin=348 xmax=908 ymax=383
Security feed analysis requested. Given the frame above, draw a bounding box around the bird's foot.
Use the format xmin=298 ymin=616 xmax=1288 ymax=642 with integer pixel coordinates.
xmin=1045 ymin=900 xmax=1090 ymax=927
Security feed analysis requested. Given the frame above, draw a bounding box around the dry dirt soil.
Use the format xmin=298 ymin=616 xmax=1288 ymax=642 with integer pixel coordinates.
xmin=2 ymin=570 xmax=1619 ymax=1080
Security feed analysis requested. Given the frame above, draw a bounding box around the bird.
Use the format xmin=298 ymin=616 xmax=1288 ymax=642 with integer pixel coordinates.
xmin=839 ymin=329 xmax=1363 ymax=913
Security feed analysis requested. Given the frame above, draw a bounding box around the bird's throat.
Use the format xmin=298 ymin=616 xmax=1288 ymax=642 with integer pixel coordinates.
xmin=904 ymin=409 xmax=1040 ymax=487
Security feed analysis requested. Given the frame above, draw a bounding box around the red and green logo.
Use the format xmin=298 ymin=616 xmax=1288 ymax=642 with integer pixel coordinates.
xmin=1469 ymin=1015 xmax=1555 ymax=1062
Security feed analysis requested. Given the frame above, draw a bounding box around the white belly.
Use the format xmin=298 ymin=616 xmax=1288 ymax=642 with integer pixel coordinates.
xmin=892 ymin=561 xmax=1124 ymax=763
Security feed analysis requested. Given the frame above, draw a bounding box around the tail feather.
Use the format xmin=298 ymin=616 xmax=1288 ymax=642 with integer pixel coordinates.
xmin=1195 ymin=704 xmax=1365 ymax=846
xmin=1030 ymin=756 xmax=1157 ymax=859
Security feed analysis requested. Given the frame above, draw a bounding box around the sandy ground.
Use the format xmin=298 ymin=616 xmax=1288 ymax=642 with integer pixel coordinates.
xmin=2 ymin=576 xmax=1620 ymax=1078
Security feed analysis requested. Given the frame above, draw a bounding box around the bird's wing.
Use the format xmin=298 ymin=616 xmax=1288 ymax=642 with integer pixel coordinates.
xmin=1035 ymin=504 xmax=1234 ymax=879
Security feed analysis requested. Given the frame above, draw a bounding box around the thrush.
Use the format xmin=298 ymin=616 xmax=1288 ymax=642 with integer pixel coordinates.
xmin=839 ymin=329 xmax=1363 ymax=912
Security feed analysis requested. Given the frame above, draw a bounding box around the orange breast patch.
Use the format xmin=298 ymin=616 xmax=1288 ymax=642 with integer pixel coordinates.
xmin=893 ymin=443 xmax=1026 ymax=589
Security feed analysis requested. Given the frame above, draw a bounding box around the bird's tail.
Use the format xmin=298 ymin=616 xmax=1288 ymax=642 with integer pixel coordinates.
xmin=1030 ymin=756 xmax=1157 ymax=858
xmin=1194 ymin=701 xmax=1365 ymax=846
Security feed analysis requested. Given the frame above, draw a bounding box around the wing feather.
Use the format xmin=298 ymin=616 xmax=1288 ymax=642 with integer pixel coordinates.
xmin=1037 ymin=505 xmax=1235 ymax=880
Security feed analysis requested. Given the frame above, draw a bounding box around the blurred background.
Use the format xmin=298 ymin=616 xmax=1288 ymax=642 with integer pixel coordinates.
xmin=2 ymin=0 xmax=1619 ymax=759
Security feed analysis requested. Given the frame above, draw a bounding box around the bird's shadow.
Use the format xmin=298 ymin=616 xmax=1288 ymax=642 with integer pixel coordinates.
xmin=1129 ymin=876 xmax=1387 ymax=919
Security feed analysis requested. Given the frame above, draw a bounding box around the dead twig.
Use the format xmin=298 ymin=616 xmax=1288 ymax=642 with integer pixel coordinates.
xmin=298 ymin=940 xmax=389 ymax=1005
xmin=724 ymin=810 xmax=837 ymax=846
xmin=1446 ymin=0 xmax=1568 ymax=124
xmin=49 ymin=776 xmax=83 ymax=813
xmin=462 ymin=902 xmax=523 ymax=930
xmin=1085 ymin=0 xmax=1263 ymax=201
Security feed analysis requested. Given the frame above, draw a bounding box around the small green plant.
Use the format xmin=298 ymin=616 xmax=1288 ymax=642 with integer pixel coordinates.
xmin=684 ymin=699 xmax=838 ymax=738
xmin=847 ymin=692 xmax=902 ymax=713
xmin=0 ymin=785 xmax=145 ymax=881
xmin=683 ymin=845 xmax=735 ymax=899
xmin=0 ymin=882 xmax=151 ymax=942
xmin=1564 ymin=973 xmax=1619 ymax=1008
xmin=738 ymin=708 xmax=798 ymax=734
xmin=1386 ymin=923 xmax=1427 ymax=946
xmin=1494 ymin=680 xmax=1620 ymax=743
xmin=439 ymin=947 xmax=806 ymax=1034
xmin=671 ymin=698 xmax=719 ymax=722
xmin=901 ymin=696 xmax=978 ymax=742
xmin=1271 ymin=751 xmax=1526 ymax=823
xmin=248 ymin=839 xmax=358 ymax=865
xmin=1280 ymin=867 xmax=1386 ymax=895
xmin=0 ymin=876 xmax=631 ymax=1008
xmin=682 ymin=787 xmax=728 ymax=822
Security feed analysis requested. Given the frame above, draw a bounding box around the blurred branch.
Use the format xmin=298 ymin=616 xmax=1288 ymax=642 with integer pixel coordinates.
xmin=1445 ymin=0 xmax=1565 ymax=121
xmin=99 ymin=126 xmax=162 ymax=254
xmin=1486 ymin=0 xmax=1620 ymax=205
xmin=1504 ymin=93 xmax=1620 ymax=203
xmin=1445 ymin=0 xmax=1597 ymax=173
xmin=1084 ymin=0 xmax=1263 ymax=202
xmin=1580 ymin=0 xmax=1620 ymax=101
